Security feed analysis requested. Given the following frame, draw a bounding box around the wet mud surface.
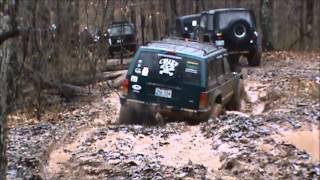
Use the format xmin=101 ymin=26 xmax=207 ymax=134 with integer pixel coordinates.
xmin=6 ymin=51 xmax=320 ymax=179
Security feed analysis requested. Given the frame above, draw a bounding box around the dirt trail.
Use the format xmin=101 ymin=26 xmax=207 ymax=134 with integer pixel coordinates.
xmin=45 ymin=94 xmax=223 ymax=177
xmin=8 ymin=51 xmax=320 ymax=179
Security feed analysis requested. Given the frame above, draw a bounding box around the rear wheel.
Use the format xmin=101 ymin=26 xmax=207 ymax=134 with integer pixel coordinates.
xmin=119 ymin=106 xmax=135 ymax=124
xmin=119 ymin=105 xmax=154 ymax=125
xmin=188 ymin=113 xmax=210 ymax=125
xmin=226 ymin=80 xmax=244 ymax=111
xmin=228 ymin=55 xmax=241 ymax=73
xmin=247 ymin=48 xmax=261 ymax=66
xmin=108 ymin=48 xmax=115 ymax=58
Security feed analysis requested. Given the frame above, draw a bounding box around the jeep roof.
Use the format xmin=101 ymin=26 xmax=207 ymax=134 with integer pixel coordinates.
xmin=176 ymin=14 xmax=200 ymax=21
xmin=141 ymin=38 xmax=225 ymax=59
xmin=201 ymin=8 xmax=256 ymax=29
xmin=206 ymin=8 xmax=248 ymax=14
xmin=108 ymin=21 xmax=133 ymax=27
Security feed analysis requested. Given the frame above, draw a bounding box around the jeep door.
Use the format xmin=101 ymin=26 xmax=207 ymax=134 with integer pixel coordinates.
xmin=207 ymin=55 xmax=235 ymax=105
xmin=220 ymin=55 xmax=237 ymax=104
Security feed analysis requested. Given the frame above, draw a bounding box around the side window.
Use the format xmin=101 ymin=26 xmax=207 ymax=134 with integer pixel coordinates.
xmin=208 ymin=15 xmax=214 ymax=31
xmin=208 ymin=60 xmax=216 ymax=86
xmin=223 ymin=57 xmax=231 ymax=74
xmin=216 ymin=59 xmax=224 ymax=79
xmin=200 ymin=15 xmax=207 ymax=29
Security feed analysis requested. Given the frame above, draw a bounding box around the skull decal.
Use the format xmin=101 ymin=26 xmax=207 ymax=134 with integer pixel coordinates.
xmin=159 ymin=58 xmax=179 ymax=76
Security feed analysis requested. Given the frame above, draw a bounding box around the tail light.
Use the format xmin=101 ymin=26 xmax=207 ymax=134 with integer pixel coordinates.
xmin=199 ymin=92 xmax=208 ymax=109
xmin=121 ymin=79 xmax=129 ymax=95
xmin=216 ymin=32 xmax=223 ymax=40
xmin=252 ymin=31 xmax=258 ymax=39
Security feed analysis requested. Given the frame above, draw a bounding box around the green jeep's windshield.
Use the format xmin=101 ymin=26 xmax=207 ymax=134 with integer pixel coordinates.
xmin=132 ymin=51 xmax=201 ymax=85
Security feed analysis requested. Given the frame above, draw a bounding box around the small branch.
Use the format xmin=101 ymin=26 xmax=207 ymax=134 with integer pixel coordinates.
xmin=0 ymin=29 xmax=20 ymax=45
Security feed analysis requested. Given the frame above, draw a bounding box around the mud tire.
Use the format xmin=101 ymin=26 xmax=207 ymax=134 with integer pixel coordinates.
xmin=228 ymin=55 xmax=241 ymax=73
xmin=188 ymin=113 xmax=210 ymax=125
xmin=119 ymin=105 xmax=155 ymax=125
xmin=211 ymin=103 xmax=223 ymax=118
xmin=119 ymin=106 xmax=135 ymax=124
xmin=247 ymin=48 xmax=261 ymax=66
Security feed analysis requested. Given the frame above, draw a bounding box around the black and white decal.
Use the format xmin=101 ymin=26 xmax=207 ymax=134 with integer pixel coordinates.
xmin=159 ymin=58 xmax=179 ymax=76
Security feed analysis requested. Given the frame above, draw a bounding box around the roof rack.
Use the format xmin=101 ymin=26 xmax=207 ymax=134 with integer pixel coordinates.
xmin=148 ymin=36 xmax=218 ymax=56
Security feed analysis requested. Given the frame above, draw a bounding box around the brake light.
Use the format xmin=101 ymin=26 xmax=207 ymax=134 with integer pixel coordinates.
xmin=121 ymin=79 xmax=129 ymax=95
xmin=216 ymin=32 xmax=223 ymax=40
xmin=253 ymin=31 xmax=258 ymax=39
xmin=199 ymin=92 xmax=208 ymax=109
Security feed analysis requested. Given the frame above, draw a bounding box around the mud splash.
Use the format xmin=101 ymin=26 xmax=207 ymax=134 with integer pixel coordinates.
xmin=243 ymin=80 xmax=266 ymax=115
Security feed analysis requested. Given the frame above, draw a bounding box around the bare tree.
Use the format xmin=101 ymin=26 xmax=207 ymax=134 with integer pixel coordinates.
xmin=0 ymin=0 xmax=19 ymax=178
xmin=260 ymin=0 xmax=274 ymax=50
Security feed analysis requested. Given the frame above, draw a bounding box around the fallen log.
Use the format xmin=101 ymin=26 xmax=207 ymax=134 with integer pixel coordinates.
xmin=57 ymin=83 xmax=91 ymax=97
xmin=70 ymin=70 xmax=126 ymax=86
xmin=101 ymin=58 xmax=131 ymax=71
xmin=22 ymin=67 xmax=91 ymax=98
xmin=108 ymin=71 xmax=127 ymax=89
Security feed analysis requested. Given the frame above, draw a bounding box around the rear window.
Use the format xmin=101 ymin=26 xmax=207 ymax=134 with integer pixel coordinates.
xmin=217 ymin=11 xmax=253 ymax=29
xmin=131 ymin=51 xmax=201 ymax=85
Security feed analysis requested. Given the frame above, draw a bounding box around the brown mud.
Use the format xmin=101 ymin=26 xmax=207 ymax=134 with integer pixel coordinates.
xmin=6 ymin=51 xmax=320 ymax=179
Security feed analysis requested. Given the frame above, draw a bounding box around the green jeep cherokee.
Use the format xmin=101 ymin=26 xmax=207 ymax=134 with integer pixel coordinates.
xmin=119 ymin=38 xmax=243 ymax=124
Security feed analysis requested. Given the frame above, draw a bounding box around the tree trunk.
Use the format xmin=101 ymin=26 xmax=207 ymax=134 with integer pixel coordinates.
xmin=1 ymin=0 xmax=18 ymax=178
xmin=0 ymin=43 xmax=9 ymax=180
xmin=260 ymin=0 xmax=274 ymax=50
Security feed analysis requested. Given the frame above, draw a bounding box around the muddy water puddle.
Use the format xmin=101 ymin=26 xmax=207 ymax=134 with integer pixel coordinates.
xmin=46 ymin=128 xmax=94 ymax=176
xmin=155 ymin=126 xmax=222 ymax=172
xmin=276 ymin=129 xmax=320 ymax=161
xmin=47 ymin=125 xmax=225 ymax=176
xmin=96 ymin=126 xmax=222 ymax=173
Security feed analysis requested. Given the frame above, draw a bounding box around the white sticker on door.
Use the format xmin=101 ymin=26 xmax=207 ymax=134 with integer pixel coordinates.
xmin=141 ymin=67 xmax=149 ymax=76
xmin=130 ymin=75 xmax=138 ymax=82
xmin=135 ymin=67 xmax=142 ymax=74
xmin=132 ymin=84 xmax=142 ymax=91
xmin=159 ymin=58 xmax=179 ymax=76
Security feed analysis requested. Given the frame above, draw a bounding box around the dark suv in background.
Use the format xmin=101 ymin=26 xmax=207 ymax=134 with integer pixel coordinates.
xmin=106 ymin=21 xmax=137 ymax=57
xmin=199 ymin=8 xmax=261 ymax=67
xmin=174 ymin=14 xmax=200 ymax=40
xmin=119 ymin=38 xmax=243 ymax=124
